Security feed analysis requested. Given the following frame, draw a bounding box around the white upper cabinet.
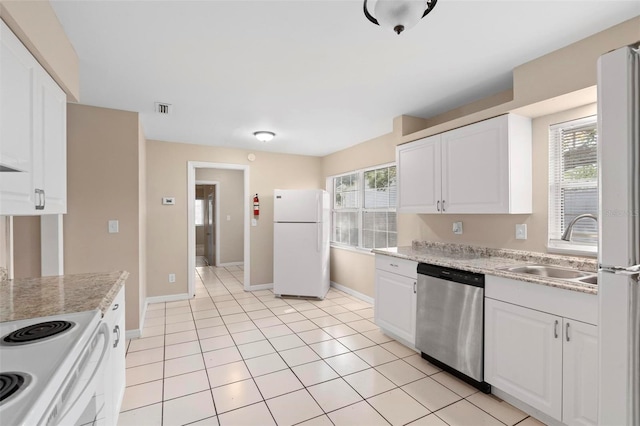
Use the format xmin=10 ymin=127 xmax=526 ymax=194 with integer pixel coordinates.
xmin=396 ymin=114 xmax=532 ymax=214
xmin=0 ymin=21 xmax=67 ymax=215
xmin=397 ymin=134 xmax=441 ymax=213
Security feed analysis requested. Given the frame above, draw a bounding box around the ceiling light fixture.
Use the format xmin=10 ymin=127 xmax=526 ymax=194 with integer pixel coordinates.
xmin=364 ymin=0 xmax=438 ymax=35
xmin=253 ymin=131 xmax=275 ymax=142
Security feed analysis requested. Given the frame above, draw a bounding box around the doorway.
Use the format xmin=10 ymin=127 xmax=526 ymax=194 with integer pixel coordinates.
xmin=187 ymin=162 xmax=250 ymax=296
xmin=195 ymin=182 xmax=218 ymax=267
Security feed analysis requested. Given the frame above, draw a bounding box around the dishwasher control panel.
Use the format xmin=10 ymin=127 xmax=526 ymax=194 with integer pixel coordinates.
xmin=417 ymin=263 xmax=484 ymax=287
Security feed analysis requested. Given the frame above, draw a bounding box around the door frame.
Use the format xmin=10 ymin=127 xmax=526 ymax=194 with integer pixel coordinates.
xmin=195 ymin=180 xmax=220 ymax=267
xmin=187 ymin=162 xmax=250 ymax=294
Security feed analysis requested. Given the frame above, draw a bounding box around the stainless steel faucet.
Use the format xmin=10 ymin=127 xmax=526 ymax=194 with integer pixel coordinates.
xmin=561 ymin=213 xmax=598 ymax=241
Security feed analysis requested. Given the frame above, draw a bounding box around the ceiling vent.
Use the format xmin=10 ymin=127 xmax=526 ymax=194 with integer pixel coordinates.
xmin=155 ymin=102 xmax=172 ymax=115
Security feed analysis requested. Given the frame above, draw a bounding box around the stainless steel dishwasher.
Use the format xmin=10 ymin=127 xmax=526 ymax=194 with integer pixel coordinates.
xmin=416 ymin=263 xmax=490 ymax=393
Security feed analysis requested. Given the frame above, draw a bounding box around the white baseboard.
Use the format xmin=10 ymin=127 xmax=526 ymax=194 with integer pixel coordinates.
xmin=146 ymin=293 xmax=192 ymax=305
xmin=248 ymin=283 xmax=274 ymax=291
xmin=125 ymin=329 xmax=141 ymax=340
xmin=330 ymin=281 xmax=375 ymax=305
xmin=218 ymin=261 xmax=244 ymax=267
xmin=138 ymin=299 xmax=149 ymax=331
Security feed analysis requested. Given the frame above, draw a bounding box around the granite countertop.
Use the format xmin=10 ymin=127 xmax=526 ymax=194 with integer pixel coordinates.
xmin=0 ymin=271 xmax=129 ymax=322
xmin=373 ymin=242 xmax=598 ymax=295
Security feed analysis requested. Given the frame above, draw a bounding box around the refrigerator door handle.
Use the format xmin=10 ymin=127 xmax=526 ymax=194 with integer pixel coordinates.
xmin=600 ymin=265 xmax=640 ymax=275
xmin=317 ymin=222 xmax=321 ymax=252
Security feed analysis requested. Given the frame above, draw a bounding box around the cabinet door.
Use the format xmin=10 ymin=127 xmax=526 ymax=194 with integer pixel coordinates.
xmin=103 ymin=288 xmax=126 ymax=424
xmin=441 ymin=115 xmax=509 ymax=213
xmin=396 ymin=135 xmax=441 ymax=213
xmin=563 ymin=319 xmax=598 ymax=426
xmin=0 ymin=22 xmax=38 ymax=214
xmin=38 ymin=71 xmax=67 ymax=214
xmin=484 ymin=298 xmax=563 ymax=421
xmin=375 ymin=269 xmax=416 ymax=345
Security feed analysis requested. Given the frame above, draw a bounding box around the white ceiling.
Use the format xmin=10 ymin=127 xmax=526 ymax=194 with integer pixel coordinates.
xmin=50 ymin=1 xmax=639 ymax=157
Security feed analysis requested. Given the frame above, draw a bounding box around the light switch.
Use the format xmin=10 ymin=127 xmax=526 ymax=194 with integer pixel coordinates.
xmin=251 ymin=218 xmax=257 ymax=227
xmin=516 ymin=224 xmax=528 ymax=240
xmin=227 ymin=215 xmax=231 ymax=221
xmin=108 ymin=220 xmax=119 ymax=233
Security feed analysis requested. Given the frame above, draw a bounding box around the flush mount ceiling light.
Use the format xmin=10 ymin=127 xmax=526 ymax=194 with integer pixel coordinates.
xmin=364 ymin=0 xmax=438 ymax=35
xmin=253 ymin=131 xmax=276 ymax=142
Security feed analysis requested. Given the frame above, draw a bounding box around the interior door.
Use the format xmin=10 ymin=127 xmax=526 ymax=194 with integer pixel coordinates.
xmin=206 ymin=187 xmax=215 ymax=266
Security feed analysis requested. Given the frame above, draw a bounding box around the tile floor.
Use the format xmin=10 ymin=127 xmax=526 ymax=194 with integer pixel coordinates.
xmin=118 ymin=264 xmax=546 ymax=426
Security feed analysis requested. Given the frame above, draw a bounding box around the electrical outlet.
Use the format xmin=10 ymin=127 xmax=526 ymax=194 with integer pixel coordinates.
xmin=516 ymin=224 xmax=528 ymax=240
xmin=108 ymin=220 xmax=119 ymax=233
xmin=168 ymin=273 xmax=176 ymax=283
xmin=452 ymin=221 xmax=463 ymax=235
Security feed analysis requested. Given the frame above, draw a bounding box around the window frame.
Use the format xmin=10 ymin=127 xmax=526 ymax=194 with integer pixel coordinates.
xmin=548 ymin=115 xmax=598 ymax=256
xmin=327 ymin=162 xmax=397 ymax=251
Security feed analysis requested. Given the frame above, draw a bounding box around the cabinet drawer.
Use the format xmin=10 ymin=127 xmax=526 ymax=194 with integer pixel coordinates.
xmin=375 ymin=255 xmax=417 ymax=278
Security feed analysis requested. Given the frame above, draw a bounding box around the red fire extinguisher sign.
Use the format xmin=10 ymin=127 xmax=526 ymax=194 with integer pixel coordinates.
xmin=253 ymin=194 xmax=260 ymax=216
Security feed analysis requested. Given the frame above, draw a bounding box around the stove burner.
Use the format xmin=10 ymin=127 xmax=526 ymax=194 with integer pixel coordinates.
xmin=0 ymin=373 xmax=26 ymax=404
xmin=2 ymin=321 xmax=74 ymax=345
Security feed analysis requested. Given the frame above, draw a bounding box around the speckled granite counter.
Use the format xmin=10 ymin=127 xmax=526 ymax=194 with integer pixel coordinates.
xmin=373 ymin=242 xmax=598 ymax=295
xmin=0 ymin=271 xmax=128 ymax=322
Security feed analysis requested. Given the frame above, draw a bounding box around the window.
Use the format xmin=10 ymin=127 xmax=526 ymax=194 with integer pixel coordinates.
xmin=548 ymin=116 xmax=598 ymax=252
xmin=330 ymin=164 xmax=397 ymax=249
xmin=195 ymin=199 xmax=205 ymax=226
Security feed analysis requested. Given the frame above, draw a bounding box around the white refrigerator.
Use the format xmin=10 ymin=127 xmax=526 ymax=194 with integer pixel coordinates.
xmin=273 ymin=189 xmax=330 ymax=299
xmin=597 ymin=45 xmax=640 ymax=425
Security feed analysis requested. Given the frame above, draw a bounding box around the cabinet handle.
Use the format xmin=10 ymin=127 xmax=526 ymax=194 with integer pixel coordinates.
xmin=413 ymin=281 xmax=417 ymax=294
xmin=437 ymin=200 xmax=440 ymax=212
xmin=554 ymin=320 xmax=559 ymax=338
xmin=566 ymin=322 xmax=571 ymax=342
xmin=35 ymin=189 xmax=44 ymax=210
xmin=112 ymin=303 xmax=119 ymax=311
xmin=41 ymin=189 xmax=45 ymax=210
xmin=113 ymin=325 xmax=120 ymax=348
xmin=442 ymin=200 xmax=446 ymax=212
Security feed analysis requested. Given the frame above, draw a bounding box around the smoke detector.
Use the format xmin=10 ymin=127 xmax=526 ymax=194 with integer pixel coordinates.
xmin=155 ymin=102 xmax=172 ymax=115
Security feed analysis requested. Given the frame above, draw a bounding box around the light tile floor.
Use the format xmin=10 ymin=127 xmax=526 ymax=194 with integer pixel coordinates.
xmin=118 ymin=265 xmax=546 ymax=426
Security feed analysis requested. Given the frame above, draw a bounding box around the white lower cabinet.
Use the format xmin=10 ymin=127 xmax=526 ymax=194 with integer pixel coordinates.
xmin=562 ymin=319 xmax=599 ymax=426
xmin=103 ymin=287 xmax=125 ymax=424
xmin=485 ymin=297 xmax=598 ymax=426
xmin=374 ymin=255 xmax=417 ymax=346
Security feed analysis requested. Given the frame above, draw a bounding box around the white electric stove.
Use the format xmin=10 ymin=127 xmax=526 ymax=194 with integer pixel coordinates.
xmin=0 ymin=310 xmax=109 ymax=426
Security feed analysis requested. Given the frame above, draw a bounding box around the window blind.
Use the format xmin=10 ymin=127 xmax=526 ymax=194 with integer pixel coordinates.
xmin=548 ymin=116 xmax=598 ymax=245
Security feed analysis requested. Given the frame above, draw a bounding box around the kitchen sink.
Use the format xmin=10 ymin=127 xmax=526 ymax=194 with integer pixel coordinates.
xmin=501 ymin=264 xmax=593 ymax=279
xmin=578 ymin=275 xmax=598 ymax=285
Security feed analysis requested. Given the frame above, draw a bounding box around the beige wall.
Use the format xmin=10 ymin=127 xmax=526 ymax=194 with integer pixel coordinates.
xmin=12 ymin=216 xmax=40 ymax=278
xmin=331 ymin=247 xmax=376 ymax=298
xmin=146 ymin=140 xmax=322 ymax=297
xmin=65 ymin=104 xmax=145 ymax=331
xmin=513 ymin=16 xmax=640 ymax=108
xmin=196 ymin=168 xmax=244 ymax=264
xmin=0 ymin=0 xmax=80 ymax=101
